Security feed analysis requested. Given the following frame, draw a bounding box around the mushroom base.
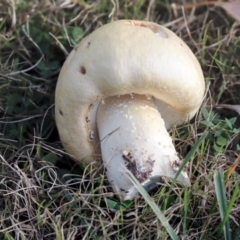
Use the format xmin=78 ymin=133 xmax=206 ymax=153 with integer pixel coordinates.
xmin=97 ymin=94 xmax=190 ymax=200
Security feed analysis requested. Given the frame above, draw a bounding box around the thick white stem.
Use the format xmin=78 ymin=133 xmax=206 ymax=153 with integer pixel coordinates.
xmin=97 ymin=94 xmax=190 ymax=200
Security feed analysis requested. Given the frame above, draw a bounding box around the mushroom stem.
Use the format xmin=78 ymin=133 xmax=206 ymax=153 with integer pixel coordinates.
xmin=97 ymin=94 xmax=190 ymax=200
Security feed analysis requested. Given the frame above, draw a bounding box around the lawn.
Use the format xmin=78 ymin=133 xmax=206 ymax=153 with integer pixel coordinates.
xmin=0 ymin=0 xmax=240 ymax=239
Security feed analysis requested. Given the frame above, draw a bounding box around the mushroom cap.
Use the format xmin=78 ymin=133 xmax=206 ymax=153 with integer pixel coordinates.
xmin=55 ymin=20 xmax=205 ymax=166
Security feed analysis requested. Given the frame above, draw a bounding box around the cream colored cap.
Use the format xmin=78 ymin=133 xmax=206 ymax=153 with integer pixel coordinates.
xmin=55 ymin=20 xmax=205 ymax=166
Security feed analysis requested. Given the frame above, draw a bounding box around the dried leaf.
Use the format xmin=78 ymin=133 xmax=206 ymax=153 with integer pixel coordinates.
xmin=183 ymin=1 xmax=216 ymax=10
xmin=182 ymin=0 xmax=240 ymax=22
xmin=226 ymin=155 xmax=240 ymax=180
xmin=215 ymin=104 xmax=240 ymax=115
xmin=220 ymin=0 xmax=240 ymax=22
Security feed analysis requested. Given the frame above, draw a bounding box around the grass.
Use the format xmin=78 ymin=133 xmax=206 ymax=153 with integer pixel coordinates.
xmin=0 ymin=0 xmax=240 ymax=239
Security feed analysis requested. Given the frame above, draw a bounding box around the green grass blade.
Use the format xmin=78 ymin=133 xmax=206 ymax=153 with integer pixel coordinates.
xmin=220 ymin=178 xmax=240 ymax=233
xmin=173 ymin=132 xmax=208 ymax=182
xmin=163 ymin=132 xmax=208 ymax=212
xmin=214 ymin=169 xmax=231 ymax=240
xmin=183 ymin=189 xmax=190 ymax=235
xmin=128 ymin=172 xmax=179 ymax=240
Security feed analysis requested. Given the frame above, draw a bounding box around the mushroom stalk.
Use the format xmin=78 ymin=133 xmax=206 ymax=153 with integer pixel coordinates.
xmin=97 ymin=94 xmax=190 ymax=200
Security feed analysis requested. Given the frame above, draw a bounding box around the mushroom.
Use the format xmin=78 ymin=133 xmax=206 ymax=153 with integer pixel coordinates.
xmin=55 ymin=20 xmax=205 ymax=200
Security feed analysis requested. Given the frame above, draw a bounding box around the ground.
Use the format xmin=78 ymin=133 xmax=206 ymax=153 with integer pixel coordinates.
xmin=0 ymin=0 xmax=240 ymax=239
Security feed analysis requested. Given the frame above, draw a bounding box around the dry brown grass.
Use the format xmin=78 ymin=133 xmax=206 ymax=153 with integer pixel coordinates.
xmin=0 ymin=0 xmax=239 ymax=239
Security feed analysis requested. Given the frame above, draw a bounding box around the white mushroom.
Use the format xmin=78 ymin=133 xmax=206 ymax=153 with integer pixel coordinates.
xmin=55 ymin=20 xmax=205 ymax=200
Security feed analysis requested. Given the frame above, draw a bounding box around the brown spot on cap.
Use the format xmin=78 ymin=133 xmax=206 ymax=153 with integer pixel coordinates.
xmin=125 ymin=20 xmax=168 ymax=38
xmin=59 ymin=109 xmax=63 ymax=116
xmin=80 ymin=66 xmax=86 ymax=74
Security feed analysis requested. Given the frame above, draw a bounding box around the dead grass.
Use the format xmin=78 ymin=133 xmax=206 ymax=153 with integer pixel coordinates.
xmin=0 ymin=0 xmax=240 ymax=239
